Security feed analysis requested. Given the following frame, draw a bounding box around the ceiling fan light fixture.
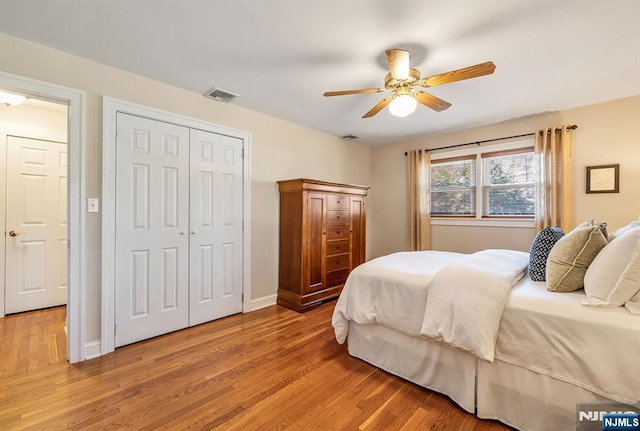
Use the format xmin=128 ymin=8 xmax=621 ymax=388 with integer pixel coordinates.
xmin=389 ymin=94 xmax=417 ymax=117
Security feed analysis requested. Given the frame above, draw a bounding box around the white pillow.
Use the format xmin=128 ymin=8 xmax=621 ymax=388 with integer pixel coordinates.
xmin=608 ymin=219 xmax=640 ymax=242
xmin=625 ymin=290 xmax=640 ymax=315
xmin=581 ymin=226 xmax=640 ymax=308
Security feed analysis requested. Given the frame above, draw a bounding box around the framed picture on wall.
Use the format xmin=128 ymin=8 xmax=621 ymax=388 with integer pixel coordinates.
xmin=586 ymin=164 xmax=619 ymax=193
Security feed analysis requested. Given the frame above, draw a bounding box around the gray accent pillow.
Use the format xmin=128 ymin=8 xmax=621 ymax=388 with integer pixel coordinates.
xmin=546 ymin=220 xmax=608 ymax=292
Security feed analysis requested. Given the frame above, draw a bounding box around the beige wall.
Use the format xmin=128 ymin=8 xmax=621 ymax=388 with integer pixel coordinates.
xmin=0 ymin=33 xmax=373 ymax=343
xmin=372 ymin=96 xmax=640 ymax=257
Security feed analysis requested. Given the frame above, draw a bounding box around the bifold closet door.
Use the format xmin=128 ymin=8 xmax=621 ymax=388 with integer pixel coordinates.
xmin=189 ymin=129 xmax=243 ymax=326
xmin=115 ymin=113 xmax=190 ymax=347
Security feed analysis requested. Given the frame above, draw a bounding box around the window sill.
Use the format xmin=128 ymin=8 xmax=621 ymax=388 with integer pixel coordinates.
xmin=431 ymin=217 xmax=535 ymax=228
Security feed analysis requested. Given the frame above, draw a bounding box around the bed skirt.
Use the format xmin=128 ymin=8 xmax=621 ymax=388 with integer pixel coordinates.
xmin=347 ymin=322 xmax=619 ymax=431
xmin=347 ymin=322 xmax=476 ymax=413
xmin=477 ymin=359 xmax=615 ymax=431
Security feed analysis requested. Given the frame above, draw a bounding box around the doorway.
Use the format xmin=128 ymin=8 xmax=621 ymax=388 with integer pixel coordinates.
xmin=0 ymin=72 xmax=86 ymax=363
xmin=2 ymin=102 xmax=68 ymax=314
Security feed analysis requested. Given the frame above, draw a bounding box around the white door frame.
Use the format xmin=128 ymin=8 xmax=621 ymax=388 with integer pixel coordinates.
xmin=101 ymin=97 xmax=252 ymax=355
xmin=0 ymin=71 xmax=87 ymax=364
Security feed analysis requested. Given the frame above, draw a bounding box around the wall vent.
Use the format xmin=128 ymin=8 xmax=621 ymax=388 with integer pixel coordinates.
xmin=204 ymin=87 xmax=240 ymax=103
xmin=341 ymin=134 xmax=359 ymax=141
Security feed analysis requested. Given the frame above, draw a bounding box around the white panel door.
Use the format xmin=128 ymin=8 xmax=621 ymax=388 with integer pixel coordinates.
xmin=115 ymin=113 xmax=190 ymax=347
xmin=5 ymin=136 xmax=67 ymax=313
xmin=189 ymin=129 xmax=243 ymax=325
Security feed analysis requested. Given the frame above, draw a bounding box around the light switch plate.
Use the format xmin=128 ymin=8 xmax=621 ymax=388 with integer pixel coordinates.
xmin=88 ymin=198 xmax=99 ymax=213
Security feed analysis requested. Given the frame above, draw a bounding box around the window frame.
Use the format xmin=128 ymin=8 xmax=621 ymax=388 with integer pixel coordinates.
xmin=430 ymin=154 xmax=477 ymax=218
xmin=429 ymin=139 xmax=536 ymax=228
xmin=481 ymin=147 xmax=536 ymax=218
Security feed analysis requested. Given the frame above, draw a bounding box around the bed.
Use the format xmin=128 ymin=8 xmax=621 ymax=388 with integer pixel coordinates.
xmin=332 ymin=249 xmax=640 ymax=431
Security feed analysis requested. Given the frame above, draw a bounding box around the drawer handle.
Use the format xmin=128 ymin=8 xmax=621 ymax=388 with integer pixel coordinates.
xmin=336 ymin=216 xmax=340 ymax=219
xmin=336 ymin=261 xmax=340 ymax=264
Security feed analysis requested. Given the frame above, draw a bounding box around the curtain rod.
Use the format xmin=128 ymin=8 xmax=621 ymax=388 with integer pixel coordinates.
xmin=404 ymin=124 xmax=578 ymax=155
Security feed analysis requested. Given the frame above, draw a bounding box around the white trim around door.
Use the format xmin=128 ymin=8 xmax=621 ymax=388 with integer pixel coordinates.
xmin=101 ymin=97 xmax=252 ymax=355
xmin=0 ymin=71 xmax=87 ymax=364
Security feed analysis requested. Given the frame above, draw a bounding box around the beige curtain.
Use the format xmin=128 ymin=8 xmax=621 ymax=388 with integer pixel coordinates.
xmin=534 ymin=125 xmax=574 ymax=232
xmin=407 ymin=149 xmax=431 ymax=250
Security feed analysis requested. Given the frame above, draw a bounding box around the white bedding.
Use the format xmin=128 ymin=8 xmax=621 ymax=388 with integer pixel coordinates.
xmin=332 ymin=250 xmax=465 ymax=344
xmin=420 ymin=249 xmax=529 ymax=361
xmin=332 ymin=250 xmax=640 ymax=407
xmin=496 ymin=278 xmax=640 ymax=407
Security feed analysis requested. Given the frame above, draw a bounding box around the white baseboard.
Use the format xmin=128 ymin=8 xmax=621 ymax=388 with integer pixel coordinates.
xmin=85 ymin=340 xmax=102 ymax=360
xmin=251 ymin=294 xmax=277 ymax=311
xmin=82 ymin=296 xmax=275 ymax=360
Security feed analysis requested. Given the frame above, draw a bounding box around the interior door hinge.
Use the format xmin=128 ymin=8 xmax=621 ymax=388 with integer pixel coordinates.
xmin=114 ymin=324 xmax=116 ymax=335
xmin=241 ymin=148 xmax=244 ymax=158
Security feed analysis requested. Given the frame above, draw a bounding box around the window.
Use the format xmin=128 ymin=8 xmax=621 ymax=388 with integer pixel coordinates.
xmin=430 ymin=144 xmax=535 ymax=219
xmin=482 ymin=149 xmax=535 ymax=216
xmin=431 ymin=156 xmax=476 ymax=216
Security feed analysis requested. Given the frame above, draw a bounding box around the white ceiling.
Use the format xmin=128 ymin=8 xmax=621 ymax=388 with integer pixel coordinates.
xmin=1 ymin=0 xmax=639 ymax=146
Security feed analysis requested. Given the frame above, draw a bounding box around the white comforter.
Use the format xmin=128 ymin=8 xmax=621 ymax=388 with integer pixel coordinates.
xmin=332 ymin=250 xmax=464 ymax=344
xmin=332 ymin=249 xmax=529 ymax=361
xmin=420 ymin=249 xmax=529 ymax=361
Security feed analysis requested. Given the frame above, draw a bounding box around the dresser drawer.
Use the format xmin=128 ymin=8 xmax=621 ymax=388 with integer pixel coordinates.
xmin=326 ymin=253 xmax=349 ymax=272
xmin=326 ymin=225 xmax=350 ymax=240
xmin=326 ymin=268 xmax=349 ymax=287
xmin=327 ymin=210 xmax=349 ymax=225
xmin=326 ymin=239 xmax=349 ymax=256
xmin=327 ymin=194 xmax=350 ymax=210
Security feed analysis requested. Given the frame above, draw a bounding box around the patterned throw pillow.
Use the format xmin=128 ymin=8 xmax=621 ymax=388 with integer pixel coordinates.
xmin=529 ymin=226 xmax=565 ymax=281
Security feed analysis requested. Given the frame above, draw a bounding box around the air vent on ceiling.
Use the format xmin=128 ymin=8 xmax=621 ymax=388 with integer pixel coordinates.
xmin=204 ymin=87 xmax=240 ymax=103
xmin=341 ymin=134 xmax=359 ymax=141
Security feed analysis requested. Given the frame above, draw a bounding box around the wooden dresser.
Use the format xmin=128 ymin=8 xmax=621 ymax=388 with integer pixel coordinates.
xmin=277 ymin=178 xmax=369 ymax=312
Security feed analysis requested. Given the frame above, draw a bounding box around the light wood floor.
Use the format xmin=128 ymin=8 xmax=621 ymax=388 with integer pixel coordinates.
xmin=0 ymin=302 xmax=512 ymax=430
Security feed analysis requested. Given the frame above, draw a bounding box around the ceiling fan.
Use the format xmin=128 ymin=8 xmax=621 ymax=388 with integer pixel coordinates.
xmin=323 ymin=49 xmax=496 ymax=118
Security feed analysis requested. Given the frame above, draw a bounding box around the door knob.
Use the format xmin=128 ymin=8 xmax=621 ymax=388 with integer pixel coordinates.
xmin=179 ymin=231 xmax=187 ymax=235
xmin=9 ymin=230 xmax=25 ymax=237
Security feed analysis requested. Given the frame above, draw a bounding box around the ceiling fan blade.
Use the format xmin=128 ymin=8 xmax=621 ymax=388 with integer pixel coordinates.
xmin=362 ymin=96 xmax=393 ymax=118
xmin=414 ymin=92 xmax=452 ymax=112
xmin=323 ymin=88 xmax=387 ymax=97
xmin=421 ymin=61 xmax=496 ymax=87
xmin=386 ymin=49 xmax=410 ymax=80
